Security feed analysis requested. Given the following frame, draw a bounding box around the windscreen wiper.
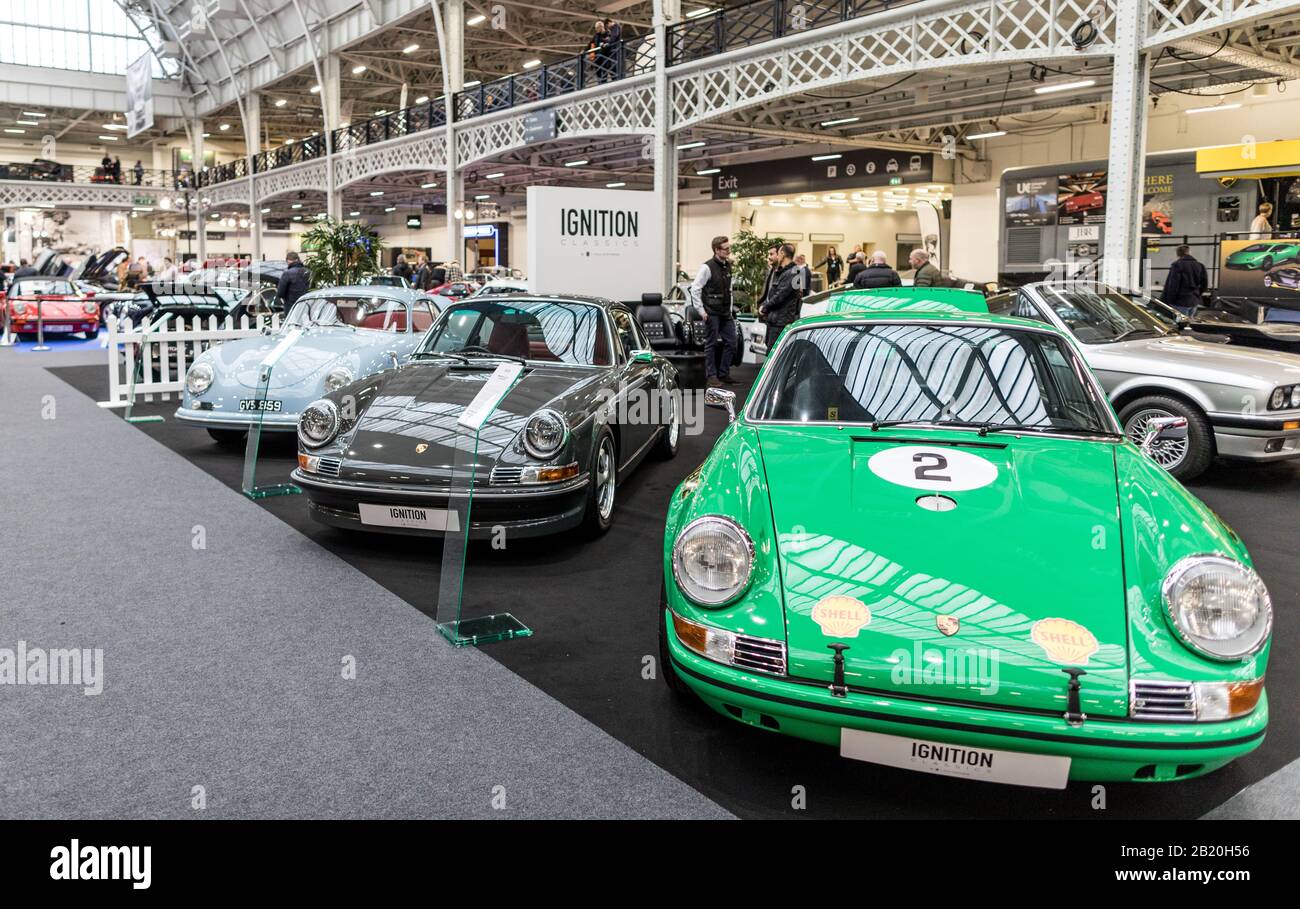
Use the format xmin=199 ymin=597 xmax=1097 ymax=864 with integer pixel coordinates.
xmin=461 ymin=350 xmax=528 ymax=366
xmin=410 ymin=351 xmax=471 ymax=365
xmin=976 ymin=423 xmax=1120 ymax=438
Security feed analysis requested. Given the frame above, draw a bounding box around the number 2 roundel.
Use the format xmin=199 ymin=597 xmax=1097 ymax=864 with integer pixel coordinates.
xmin=866 ymin=445 xmax=999 ymax=492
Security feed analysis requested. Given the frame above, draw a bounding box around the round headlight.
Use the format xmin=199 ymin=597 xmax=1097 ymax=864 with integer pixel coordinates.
xmin=1163 ymin=555 xmax=1272 ymax=661
xmin=324 ymin=366 xmax=353 ymax=391
xmin=12 ymin=302 xmax=27 ymax=316
xmin=186 ymin=362 xmax=214 ymax=395
xmin=83 ymin=301 xmax=98 ymax=315
xmin=672 ymin=515 xmax=755 ymax=607
xmin=523 ymin=409 xmax=568 ymax=460
xmin=1291 ymin=386 xmax=1300 ymax=408
xmin=1270 ymin=387 xmax=1286 ymax=409
xmin=298 ymin=399 xmax=339 ymax=448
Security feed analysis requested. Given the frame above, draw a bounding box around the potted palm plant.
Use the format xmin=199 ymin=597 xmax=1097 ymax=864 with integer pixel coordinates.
xmin=299 ymin=216 xmax=384 ymax=288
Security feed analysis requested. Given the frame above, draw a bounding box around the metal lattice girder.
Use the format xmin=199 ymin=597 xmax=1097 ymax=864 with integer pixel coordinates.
xmin=334 ymin=132 xmax=449 ymax=189
xmin=0 ymin=180 xmax=147 ymax=209
xmin=456 ymin=78 xmax=656 ymax=168
xmin=203 ymin=181 xmax=253 ymax=207
xmin=670 ymin=0 xmax=1120 ymax=131
xmin=253 ymin=159 xmax=331 ymax=201
xmin=1144 ymin=0 xmax=1300 ymax=47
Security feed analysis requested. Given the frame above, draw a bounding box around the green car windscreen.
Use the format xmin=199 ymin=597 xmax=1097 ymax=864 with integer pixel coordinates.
xmin=824 ymin=286 xmax=989 ymax=315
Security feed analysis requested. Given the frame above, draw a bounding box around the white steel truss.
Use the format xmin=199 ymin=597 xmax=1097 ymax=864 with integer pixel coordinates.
xmin=335 ymin=132 xmax=449 ymax=189
xmin=252 ymin=159 xmax=331 ymax=200
xmin=0 ymin=180 xmax=149 ymax=209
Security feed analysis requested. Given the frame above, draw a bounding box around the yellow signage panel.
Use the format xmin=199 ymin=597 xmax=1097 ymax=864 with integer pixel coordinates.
xmin=1196 ymin=139 xmax=1300 ymax=177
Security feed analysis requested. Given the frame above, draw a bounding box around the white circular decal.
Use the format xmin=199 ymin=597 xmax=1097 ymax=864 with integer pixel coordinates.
xmin=867 ymin=445 xmax=999 ymax=492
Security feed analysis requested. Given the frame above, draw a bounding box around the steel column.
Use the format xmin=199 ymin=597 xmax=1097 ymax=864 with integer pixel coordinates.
xmin=1102 ymin=0 xmax=1151 ymax=289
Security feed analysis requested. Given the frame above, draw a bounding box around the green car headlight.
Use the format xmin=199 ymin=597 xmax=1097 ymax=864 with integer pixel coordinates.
xmin=298 ymin=399 xmax=339 ymax=449
xmin=186 ymin=362 xmax=213 ymax=395
xmin=1162 ymin=555 xmax=1272 ymax=661
xmin=672 ymin=515 xmax=754 ymax=607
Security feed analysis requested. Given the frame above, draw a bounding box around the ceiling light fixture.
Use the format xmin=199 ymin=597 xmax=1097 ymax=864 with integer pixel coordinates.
xmin=967 ymin=129 xmax=1007 ymax=140
xmin=352 ymin=64 xmax=368 ymax=74
xmin=349 ymin=211 xmax=361 ymax=217
xmin=485 ymin=172 xmax=505 ymax=179
xmin=415 ymin=95 xmax=429 ymax=104
xmin=403 ymin=43 xmax=419 ymax=54
xmin=309 ymin=84 xmax=321 ymax=93
xmin=22 ymin=111 xmax=45 ymax=118
xmin=686 ymin=7 xmax=714 ymax=18
xmin=810 ymin=153 xmax=841 ymax=161
xmin=219 ymin=123 xmax=231 ymax=131
xmin=819 ymin=116 xmax=860 ymax=127
xmin=274 ymin=98 xmax=287 ymax=107
xmin=676 ymin=140 xmax=705 ymax=150
xmin=475 ymin=194 xmax=491 ymax=200
xmin=564 ymin=159 xmax=588 ymax=167
xmin=523 ymin=59 xmax=541 ymax=69
xmin=420 ymin=182 xmax=437 ymax=188
xmin=1033 ymin=79 xmax=1096 ymax=94
xmin=15 ymin=120 xmax=38 ymax=126
xmin=464 ymin=80 xmax=481 ymax=88
xmin=1186 ymin=102 xmax=1243 ymax=114
xmin=370 ymin=190 xmax=384 ymax=196
xmin=606 ymin=181 xmax=626 ymax=187
xmin=696 ymin=167 xmax=720 ymax=175
xmin=467 ymin=14 xmax=486 ymax=25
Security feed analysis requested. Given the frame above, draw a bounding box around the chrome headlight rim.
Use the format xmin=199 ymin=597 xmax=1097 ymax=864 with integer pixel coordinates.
xmin=671 ymin=514 xmax=756 ymax=608
xmin=1162 ymin=553 xmax=1273 ymax=662
xmin=185 ymin=361 xmax=214 ymax=395
xmin=298 ymin=399 xmax=340 ymax=449
xmin=324 ymin=366 xmax=354 ymax=392
xmin=522 ymin=408 xmax=569 ymax=460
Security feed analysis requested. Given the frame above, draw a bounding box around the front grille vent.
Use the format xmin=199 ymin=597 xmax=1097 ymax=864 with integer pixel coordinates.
xmin=1130 ymin=680 xmax=1196 ymax=721
xmin=490 ymin=466 xmax=524 ymax=485
xmin=732 ymin=633 xmax=787 ymax=676
xmin=317 ymin=457 xmax=342 ymax=478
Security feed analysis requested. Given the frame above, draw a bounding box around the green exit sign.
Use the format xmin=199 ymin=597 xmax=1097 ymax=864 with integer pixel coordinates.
xmin=888 ymin=177 xmax=903 ymax=186
xmin=133 ymin=196 xmax=155 ymax=205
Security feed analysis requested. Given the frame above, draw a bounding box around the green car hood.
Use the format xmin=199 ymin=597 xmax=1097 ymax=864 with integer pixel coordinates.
xmin=756 ymin=424 xmax=1130 ymax=718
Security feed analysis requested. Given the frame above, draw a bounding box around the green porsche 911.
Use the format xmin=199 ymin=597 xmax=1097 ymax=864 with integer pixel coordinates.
xmin=660 ymin=289 xmax=1272 ymax=788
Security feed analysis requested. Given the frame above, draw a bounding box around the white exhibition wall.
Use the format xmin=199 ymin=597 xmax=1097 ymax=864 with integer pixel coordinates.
xmin=526 ymin=185 xmax=663 ymax=299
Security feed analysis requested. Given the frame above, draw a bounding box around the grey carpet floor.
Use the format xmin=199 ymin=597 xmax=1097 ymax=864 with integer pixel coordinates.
xmin=0 ymin=348 xmax=730 ymax=819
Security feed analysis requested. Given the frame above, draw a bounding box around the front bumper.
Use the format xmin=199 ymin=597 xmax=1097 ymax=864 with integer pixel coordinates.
xmin=291 ymin=468 xmax=589 ymax=539
xmin=1208 ymin=412 xmax=1300 ymax=462
xmin=665 ymin=610 xmax=1268 ymax=783
xmin=174 ymin=405 xmax=298 ymax=432
xmin=9 ymin=318 xmax=97 ymax=334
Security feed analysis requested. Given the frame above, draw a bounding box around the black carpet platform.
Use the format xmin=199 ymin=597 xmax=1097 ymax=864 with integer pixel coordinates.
xmin=51 ymin=363 xmax=1300 ymax=819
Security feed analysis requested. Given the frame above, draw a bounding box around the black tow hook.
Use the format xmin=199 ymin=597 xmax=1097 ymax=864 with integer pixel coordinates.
xmin=827 ymin=643 xmax=850 ymax=698
xmin=1062 ymin=668 xmax=1088 ymax=726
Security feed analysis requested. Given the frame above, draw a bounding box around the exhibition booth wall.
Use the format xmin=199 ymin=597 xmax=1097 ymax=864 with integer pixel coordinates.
xmin=949 ymin=86 xmax=1300 ymax=283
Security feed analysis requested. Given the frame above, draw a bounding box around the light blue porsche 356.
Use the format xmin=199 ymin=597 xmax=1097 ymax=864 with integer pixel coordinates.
xmin=176 ymin=285 xmax=443 ymax=444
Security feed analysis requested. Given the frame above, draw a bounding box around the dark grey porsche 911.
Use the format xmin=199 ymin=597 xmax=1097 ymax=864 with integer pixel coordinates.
xmin=290 ymin=294 xmax=682 ymax=537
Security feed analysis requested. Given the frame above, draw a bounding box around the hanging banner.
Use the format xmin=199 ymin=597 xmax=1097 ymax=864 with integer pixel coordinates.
xmin=1142 ymin=171 xmax=1176 ymax=236
xmin=914 ymin=200 xmax=943 ymax=269
xmin=125 ymin=52 xmax=154 ymax=139
xmin=1004 ymin=176 xmax=1057 ymax=227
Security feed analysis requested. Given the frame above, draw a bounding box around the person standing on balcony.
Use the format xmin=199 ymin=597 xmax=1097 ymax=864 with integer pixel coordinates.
xmin=588 ymin=20 xmax=610 ymax=83
xmin=605 ymin=18 xmax=623 ymax=78
xmin=133 ymin=160 xmax=144 ymax=185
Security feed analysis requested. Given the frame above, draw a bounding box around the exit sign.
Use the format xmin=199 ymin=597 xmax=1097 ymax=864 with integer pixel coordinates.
xmin=888 ymin=177 xmax=903 ymax=186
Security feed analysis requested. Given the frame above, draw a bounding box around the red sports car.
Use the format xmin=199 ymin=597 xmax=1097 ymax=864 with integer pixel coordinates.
xmin=429 ymin=281 xmax=475 ymax=299
xmin=5 ymin=277 xmax=101 ymax=339
xmin=1062 ymin=190 xmax=1103 ymax=215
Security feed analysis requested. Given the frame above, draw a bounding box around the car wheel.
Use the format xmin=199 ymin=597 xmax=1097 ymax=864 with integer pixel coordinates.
xmin=207 ymin=427 xmax=249 ymax=447
xmin=83 ymin=327 xmax=98 ymax=340
xmin=658 ymin=584 xmax=694 ymax=699
xmin=581 ymin=429 xmax=617 ymax=535
xmin=654 ymin=388 xmax=681 ymax=460
xmin=1261 ymin=257 xmax=1274 ymax=271
xmin=1120 ymin=395 xmax=1213 ymax=481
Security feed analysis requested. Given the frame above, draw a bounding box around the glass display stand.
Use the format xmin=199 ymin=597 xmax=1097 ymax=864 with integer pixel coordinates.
xmin=122 ymin=314 xmax=173 ymax=425
xmin=436 ymin=361 xmax=531 ymax=646
xmin=241 ymin=327 xmax=304 ymax=500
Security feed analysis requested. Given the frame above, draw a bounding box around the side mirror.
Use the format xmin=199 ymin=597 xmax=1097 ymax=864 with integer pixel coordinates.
xmin=1140 ymin=415 xmax=1188 ymax=455
xmin=705 ymin=386 xmax=736 ymax=423
xmin=384 ymin=349 xmax=400 ymax=369
xmin=631 ymin=349 xmax=654 ymax=363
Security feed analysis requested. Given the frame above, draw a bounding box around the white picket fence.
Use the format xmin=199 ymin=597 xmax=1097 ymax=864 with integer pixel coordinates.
xmin=98 ymin=312 xmax=281 ymax=408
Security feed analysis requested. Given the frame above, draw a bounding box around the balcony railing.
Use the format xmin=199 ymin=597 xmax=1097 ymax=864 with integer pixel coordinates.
xmin=333 ymin=96 xmax=449 ymax=152
xmin=0 ymin=160 xmax=202 ymax=190
xmin=453 ymin=36 xmax=654 ymax=120
xmin=667 ymin=0 xmax=907 ymax=65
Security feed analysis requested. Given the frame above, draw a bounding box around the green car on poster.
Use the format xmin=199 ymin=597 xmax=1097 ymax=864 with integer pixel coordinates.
xmin=660 ymin=290 xmax=1272 ymax=788
xmin=1225 ymin=241 xmax=1300 ymax=270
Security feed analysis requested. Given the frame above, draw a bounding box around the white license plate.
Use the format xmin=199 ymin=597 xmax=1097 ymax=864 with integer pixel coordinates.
xmin=358 ymin=503 xmax=460 ymax=532
xmin=840 ymin=729 xmax=1070 ymax=789
xmin=41 ymin=324 xmax=75 ymax=333
xmin=239 ymin=398 xmax=282 ymax=412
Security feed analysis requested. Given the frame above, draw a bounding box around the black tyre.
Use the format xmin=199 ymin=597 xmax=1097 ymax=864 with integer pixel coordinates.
xmin=1261 ymin=257 xmax=1274 ymax=271
xmin=658 ymin=585 xmax=694 ymax=698
xmin=580 ymin=429 xmax=617 ymax=535
xmin=83 ymin=327 xmax=98 ymax=340
xmin=654 ymin=387 xmax=681 ymax=460
xmin=1119 ymin=395 xmax=1213 ymax=481
xmin=207 ymin=427 xmax=249 ymax=447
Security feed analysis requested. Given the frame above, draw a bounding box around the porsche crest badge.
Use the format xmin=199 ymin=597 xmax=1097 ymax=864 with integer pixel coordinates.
xmin=936 ymin=614 xmax=960 ymax=636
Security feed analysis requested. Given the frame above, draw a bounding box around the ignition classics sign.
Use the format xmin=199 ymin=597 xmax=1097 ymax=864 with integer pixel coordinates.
xmin=710 ymin=149 xmax=935 ymax=200
xmin=527 ymin=186 xmax=662 ymax=299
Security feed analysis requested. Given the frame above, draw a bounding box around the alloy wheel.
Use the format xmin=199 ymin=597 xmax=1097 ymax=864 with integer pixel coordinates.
xmin=1125 ymin=408 xmax=1189 ymax=470
xmin=595 ymin=437 xmax=616 ymax=520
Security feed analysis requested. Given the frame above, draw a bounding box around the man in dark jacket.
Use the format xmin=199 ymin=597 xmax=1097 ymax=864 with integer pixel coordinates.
xmin=843 ymin=251 xmax=867 ymax=286
xmin=760 ymin=244 xmax=800 ymax=349
xmin=852 ymin=251 xmax=902 ymax=289
xmin=689 ymin=235 xmax=738 ymax=387
xmin=275 ymin=252 xmax=310 ymax=309
xmin=909 ymin=249 xmax=942 ymax=287
xmin=392 ymin=254 xmax=414 ymax=283
xmin=429 ymin=261 xmax=448 ymax=288
xmin=1162 ymin=246 xmax=1208 ymax=313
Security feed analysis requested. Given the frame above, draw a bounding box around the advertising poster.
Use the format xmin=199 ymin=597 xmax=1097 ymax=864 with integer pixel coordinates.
xmin=1004 ymin=176 xmax=1057 ymax=227
xmin=1057 ymin=172 xmax=1107 ymax=225
xmin=526 ymin=185 xmax=661 ymax=299
xmin=1219 ymin=237 xmax=1300 ymax=300
xmin=125 ymin=53 xmax=154 ymax=139
xmin=1142 ymin=171 xmax=1175 ymax=236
